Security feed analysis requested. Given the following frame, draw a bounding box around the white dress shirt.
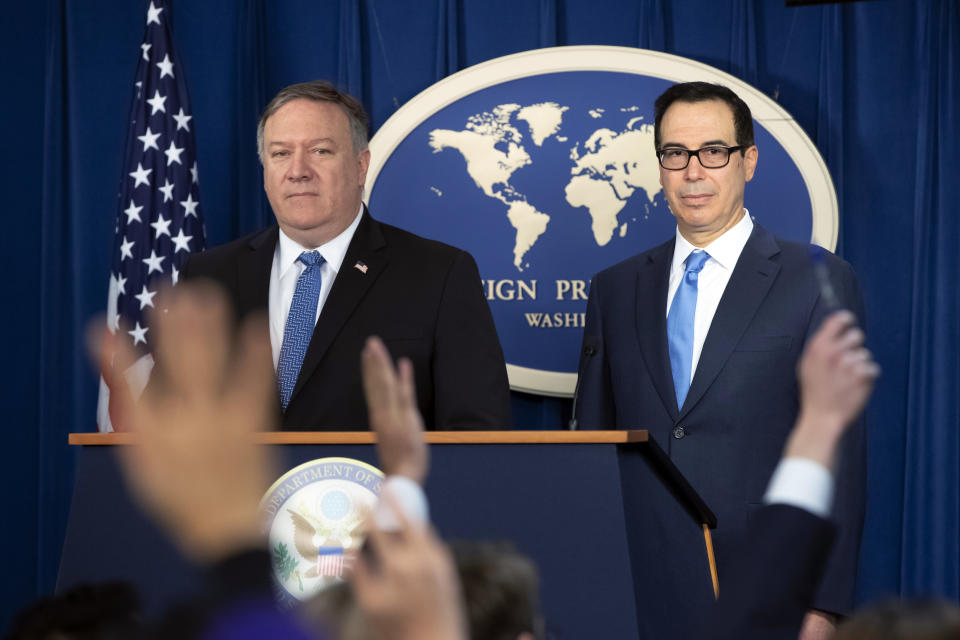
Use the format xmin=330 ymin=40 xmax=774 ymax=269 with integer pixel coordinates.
xmin=764 ymin=457 xmax=835 ymax=518
xmin=375 ymin=476 xmax=430 ymax=530
xmin=666 ymin=211 xmax=754 ymax=383
xmin=268 ymin=206 xmax=364 ymax=370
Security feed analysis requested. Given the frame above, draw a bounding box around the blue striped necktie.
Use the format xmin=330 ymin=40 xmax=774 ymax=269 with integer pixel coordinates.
xmin=667 ymin=250 xmax=710 ymax=409
xmin=277 ymin=251 xmax=325 ymax=410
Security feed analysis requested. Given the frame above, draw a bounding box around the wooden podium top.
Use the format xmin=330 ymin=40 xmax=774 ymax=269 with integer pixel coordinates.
xmin=68 ymin=430 xmax=648 ymax=446
xmin=67 ymin=428 xmax=713 ymax=527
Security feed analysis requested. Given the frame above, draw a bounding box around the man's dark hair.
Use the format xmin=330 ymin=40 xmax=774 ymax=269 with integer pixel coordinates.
xmin=835 ymin=598 xmax=960 ymax=640
xmin=451 ymin=541 xmax=543 ymax=640
xmin=653 ymin=82 xmax=755 ymax=151
xmin=257 ymin=80 xmax=369 ymax=161
xmin=3 ymin=582 xmax=142 ymax=640
xmin=303 ymin=541 xmax=544 ymax=640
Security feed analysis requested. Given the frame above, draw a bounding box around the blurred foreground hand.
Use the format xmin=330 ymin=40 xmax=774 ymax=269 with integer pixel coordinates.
xmin=787 ymin=310 xmax=879 ymax=471
xmin=361 ymin=336 xmax=428 ymax=484
xmin=352 ymin=493 xmax=467 ymax=640
xmin=356 ymin=337 xmax=466 ymax=640
xmin=101 ymin=281 xmax=277 ymax=563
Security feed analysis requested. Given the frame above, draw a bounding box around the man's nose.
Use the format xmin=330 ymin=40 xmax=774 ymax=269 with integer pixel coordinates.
xmin=287 ymin=150 xmax=310 ymax=181
xmin=684 ymin=154 xmax=706 ymax=180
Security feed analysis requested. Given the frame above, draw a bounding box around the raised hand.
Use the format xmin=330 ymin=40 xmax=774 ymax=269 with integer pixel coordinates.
xmin=361 ymin=336 xmax=428 ymax=484
xmin=103 ymin=282 xmax=278 ymax=562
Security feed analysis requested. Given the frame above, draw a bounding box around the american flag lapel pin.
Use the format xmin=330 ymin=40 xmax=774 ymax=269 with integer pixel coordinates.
xmin=353 ymin=261 xmax=368 ymax=274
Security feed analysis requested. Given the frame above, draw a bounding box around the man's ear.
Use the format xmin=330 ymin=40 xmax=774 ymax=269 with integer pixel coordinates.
xmin=743 ymin=145 xmax=758 ymax=182
xmin=357 ymin=148 xmax=371 ymax=186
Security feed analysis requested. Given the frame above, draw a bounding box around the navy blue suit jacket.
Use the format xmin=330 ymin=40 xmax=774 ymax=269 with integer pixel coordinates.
xmin=575 ymin=223 xmax=865 ymax=614
xmin=707 ymin=504 xmax=837 ymax=639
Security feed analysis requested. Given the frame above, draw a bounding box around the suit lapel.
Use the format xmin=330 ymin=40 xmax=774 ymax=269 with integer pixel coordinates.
xmin=634 ymin=239 xmax=680 ymax=420
xmin=679 ymin=225 xmax=781 ymax=419
xmin=237 ymin=226 xmax=277 ymax=315
xmin=289 ymin=211 xmax=388 ymax=405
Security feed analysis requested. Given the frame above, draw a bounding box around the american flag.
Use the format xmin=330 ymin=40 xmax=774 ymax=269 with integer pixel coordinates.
xmin=97 ymin=0 xmax=205 ymax=432
xmin=317 ymin=545 xmax=345 ymax=578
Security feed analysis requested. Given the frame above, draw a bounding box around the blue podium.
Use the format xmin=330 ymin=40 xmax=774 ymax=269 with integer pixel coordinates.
xmin=60 ymin=431 xmax=716 ymax=639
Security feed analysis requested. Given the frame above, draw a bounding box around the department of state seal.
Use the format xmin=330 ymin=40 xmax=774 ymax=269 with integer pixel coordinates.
xmin=260 ymin=457 xmax=384 ymax=604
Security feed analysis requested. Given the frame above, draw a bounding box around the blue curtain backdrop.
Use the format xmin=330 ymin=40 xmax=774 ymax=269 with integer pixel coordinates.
xmin=1 ymin=0 xmax=957 ymax=630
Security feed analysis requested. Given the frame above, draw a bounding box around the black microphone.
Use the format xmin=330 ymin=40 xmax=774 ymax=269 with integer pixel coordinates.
xmin=809 ymin=245 xmax=842 ymax=311
xmin=568 ymin=338 xmax=598 ymax=430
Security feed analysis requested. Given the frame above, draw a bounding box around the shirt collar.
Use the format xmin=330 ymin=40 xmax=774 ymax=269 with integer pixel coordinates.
xmin=672 ymin=209 xmax=754 ymax=272
xmin=277 ymin=205 xmax=364 ymax=279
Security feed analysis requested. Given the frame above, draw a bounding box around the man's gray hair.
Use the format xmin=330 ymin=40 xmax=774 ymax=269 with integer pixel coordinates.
xmin=256 ymin=80 xmax=369 ymax=162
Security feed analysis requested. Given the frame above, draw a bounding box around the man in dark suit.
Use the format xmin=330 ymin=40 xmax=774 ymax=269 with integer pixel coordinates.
xmin=181 ymin=81 xmax=511 ymax=430
xmin=575 ymin=82 xmax=865 ymax=638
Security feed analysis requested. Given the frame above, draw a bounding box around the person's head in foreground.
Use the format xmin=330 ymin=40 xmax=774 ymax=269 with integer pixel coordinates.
xmin=304 ymin=540 xmax=542 ymax=640
xmin=835 ymin=598 xmax=960 ymax=640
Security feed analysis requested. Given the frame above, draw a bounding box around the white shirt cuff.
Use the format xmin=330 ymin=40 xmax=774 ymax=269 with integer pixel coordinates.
xmin=763 ymin=457 xmax=835 ymax=518
xmin=374 ymin=475 xmax=430 ymax=531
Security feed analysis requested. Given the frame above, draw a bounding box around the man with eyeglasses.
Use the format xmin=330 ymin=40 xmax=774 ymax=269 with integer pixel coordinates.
xmin=574 ymin=82 xmax=865 ymax=640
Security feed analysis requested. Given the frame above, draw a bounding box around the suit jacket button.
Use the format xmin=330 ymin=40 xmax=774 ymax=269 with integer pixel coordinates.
xmin=672 ymin=426 xmax=686 ymax=440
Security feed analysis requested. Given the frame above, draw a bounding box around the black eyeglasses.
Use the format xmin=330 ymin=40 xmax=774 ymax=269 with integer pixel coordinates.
xmin=657 ymin=145 xmax=745 ymax=170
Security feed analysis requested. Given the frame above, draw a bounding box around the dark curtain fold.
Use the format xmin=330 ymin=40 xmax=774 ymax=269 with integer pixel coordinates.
xmin=365 ymin=0 xmax=403 ymax=114
xmin=814 ymin=6 xmax=845 ymax=251
xmin=0 ymin=1 xmax=45 ymax=628
xmin=4 ymin=0 xmax=960 ymax=630
xmin=435 ymin=0 xmax=460 ymax=80
xmin=234 ymin=0 xmax=270 ymax=238
xmin=539 ymin=0 xmax=558 ymax=48
xmin=338 ymin=0 xmax=364 ymax=98
xmin=728 ymin=0 xmax=759 ymax=86
xmin=37 ymin=0 xmax=78 ymax=601
xmin=901 ymin=0 xmax=960 ymax=600
xmin=637 ymin=0 xmax=666 ymax=51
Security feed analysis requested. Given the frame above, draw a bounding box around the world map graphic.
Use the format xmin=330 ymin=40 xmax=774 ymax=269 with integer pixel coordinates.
xmin=368 ymin=69 xmax=816 ymax=387
xmin=429 ymin=101 xmax=664 ymax=271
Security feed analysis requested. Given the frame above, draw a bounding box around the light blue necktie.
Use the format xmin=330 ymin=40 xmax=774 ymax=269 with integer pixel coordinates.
xmin=667 ymin=250 xmax=710 ymax=409
xmin=277 ymin=251 xmax=325 ymax=410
